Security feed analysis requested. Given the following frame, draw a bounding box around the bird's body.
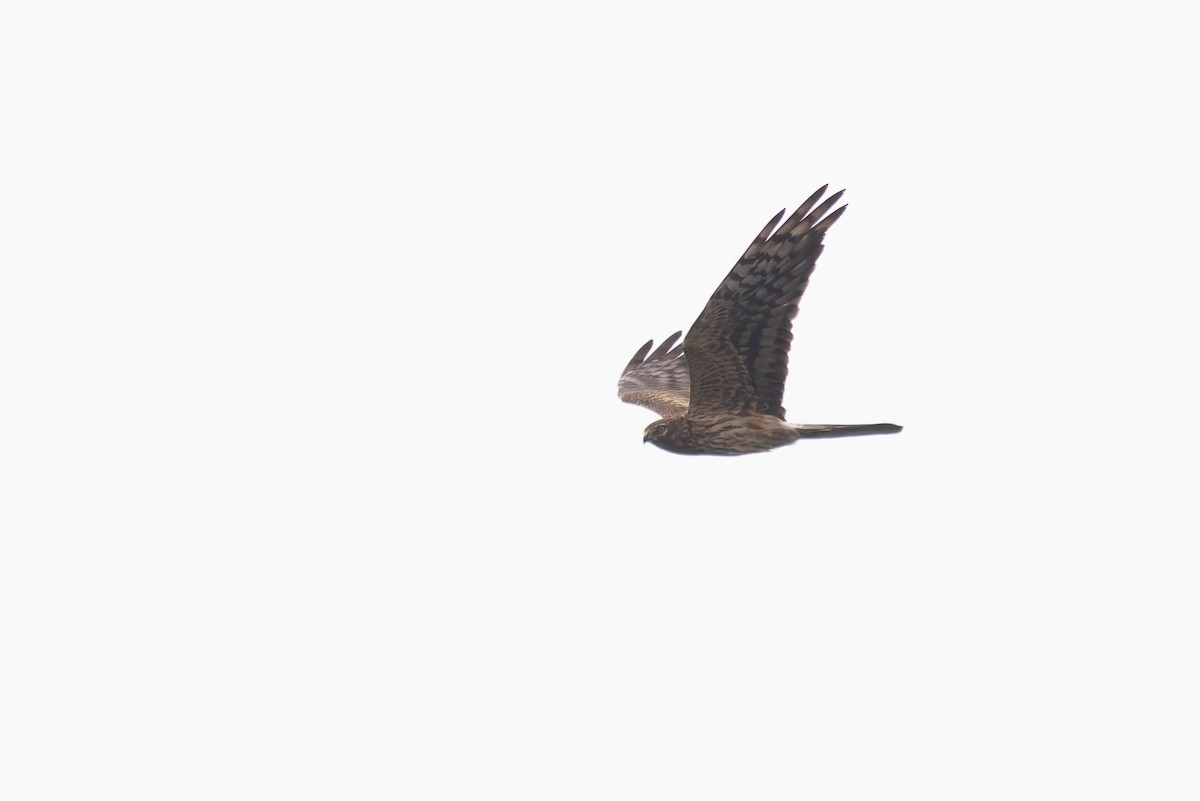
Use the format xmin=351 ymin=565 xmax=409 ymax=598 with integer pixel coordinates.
xmin=640 ymin=414 xmax=799 ymax=456
xmin=643 ymin=414 xmax=901 ymax=456
xmin=618 ymin=185 xmax=901 ymax=456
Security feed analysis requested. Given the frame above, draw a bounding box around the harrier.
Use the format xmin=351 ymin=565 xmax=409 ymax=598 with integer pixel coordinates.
xmin=618 ymin=185 xmax=901 ymax=455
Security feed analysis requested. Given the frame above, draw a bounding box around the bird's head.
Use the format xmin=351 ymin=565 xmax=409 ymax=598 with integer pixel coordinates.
xmin=642 ymin=417 xmax=695 ymax=453
xmin=643 ymin=420 xmax=670 ymax=444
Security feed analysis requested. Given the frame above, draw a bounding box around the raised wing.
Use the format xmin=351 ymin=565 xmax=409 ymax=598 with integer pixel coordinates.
xmin=617 ymin=331 xmax=690 ymax=416
xmin=683 ymin=186 xmax=846 ymax=420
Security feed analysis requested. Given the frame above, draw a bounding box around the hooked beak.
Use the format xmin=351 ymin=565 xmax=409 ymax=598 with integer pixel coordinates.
xmin=643 ymin=430 xmax=651 ymax=444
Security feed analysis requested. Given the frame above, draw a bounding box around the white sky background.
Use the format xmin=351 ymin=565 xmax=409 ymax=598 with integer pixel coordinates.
xmin=3 ymin=1 xmax=1198 ymax=798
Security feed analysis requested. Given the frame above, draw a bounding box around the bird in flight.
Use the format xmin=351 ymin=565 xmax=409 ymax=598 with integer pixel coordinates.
xmin=618 ymin=185 xmax=901 ymax=455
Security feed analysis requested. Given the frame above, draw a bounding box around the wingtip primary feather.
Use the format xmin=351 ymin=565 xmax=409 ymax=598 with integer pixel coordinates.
xmin=814 ymin=189 xmax=845 ymax=216
xmin=802 ymin=184 xmax=829 ymax=209
xmin=814 ymin=203 xmax=848 ymax=231
xmin=623 ymin=339 xmax=654 ymax=375
xmin=624 ymin=331 xmax=685 ymax=376
xmin=775 ymin=185 xmax=836 ymax=238
xmin=791 ymin=190 xmax=847 ymax=236
xmin=648 ymin=330 xmax=683 ymax=360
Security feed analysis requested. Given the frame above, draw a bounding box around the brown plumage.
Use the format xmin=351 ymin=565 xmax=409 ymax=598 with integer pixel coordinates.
xmin=618 ymin=185 xmax=901 ymax=455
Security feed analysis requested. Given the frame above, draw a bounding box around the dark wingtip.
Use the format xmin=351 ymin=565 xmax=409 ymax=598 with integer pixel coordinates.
xmin=798 ymin=190 xmax=847 ymax=234
xmin=623 ymin=339 xmax=654 ymax=375
xmin=776 ymin=185 xmax=837 ymax=237
xmin=648 ymin=330 xmax=683 ymax=360
xmin=624 ymin=332 xmax=686 ymax=376
xmin=815 ymin=203 xmax=848 ymax=231
xmin=664 ymin=329 xmax=685 ymax=357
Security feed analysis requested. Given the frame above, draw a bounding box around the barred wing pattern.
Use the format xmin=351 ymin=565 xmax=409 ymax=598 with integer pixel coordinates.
xmin=617 ymin=331 xmax=690 ymax=416
xmin=684 ymin=185 xmax=846 ymax=420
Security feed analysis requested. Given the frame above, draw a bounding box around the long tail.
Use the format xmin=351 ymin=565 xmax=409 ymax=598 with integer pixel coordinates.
xmin=791 ymin=423 xmax=902 ymax=440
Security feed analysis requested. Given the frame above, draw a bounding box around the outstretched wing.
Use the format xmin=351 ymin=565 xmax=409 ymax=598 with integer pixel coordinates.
xmin=683 ymin=186 xmax=846 ymax=420
xmin=617 ymin=331 xmax=690 ymax=416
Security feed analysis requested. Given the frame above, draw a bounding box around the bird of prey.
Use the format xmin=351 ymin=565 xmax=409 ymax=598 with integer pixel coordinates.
xmin=618 ymin=186 xmax=901 ymax=455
